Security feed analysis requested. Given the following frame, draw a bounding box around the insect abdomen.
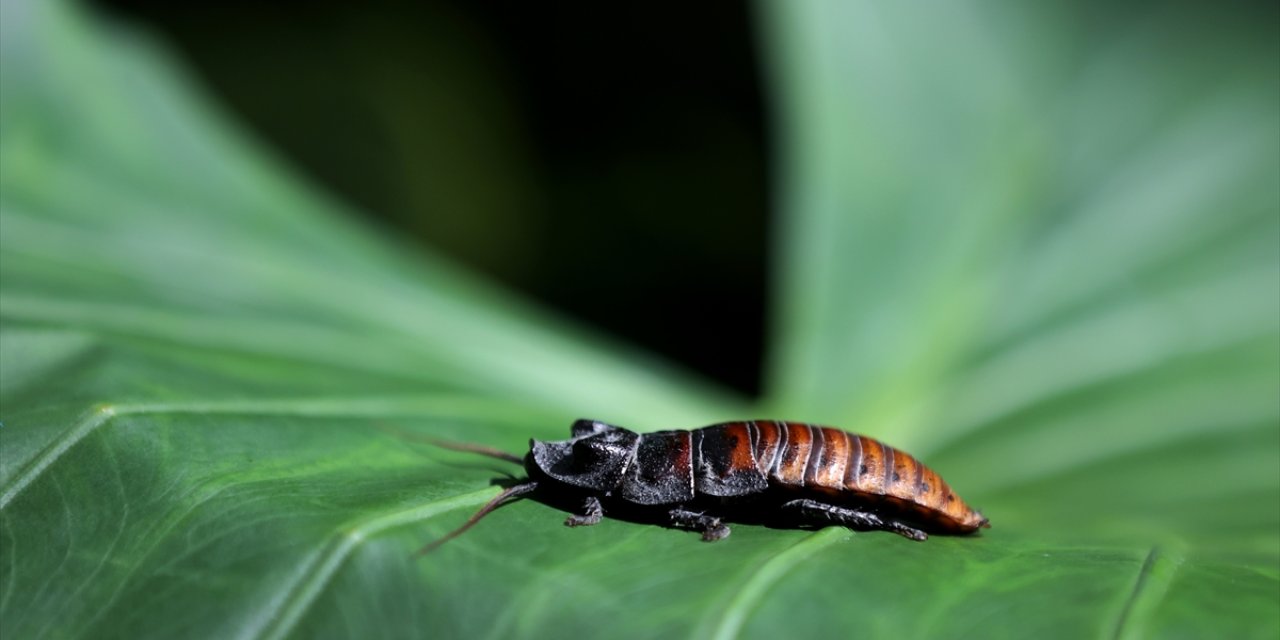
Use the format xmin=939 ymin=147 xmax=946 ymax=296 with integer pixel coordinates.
xmin=717 ymin=420 xmax=986 ymax=533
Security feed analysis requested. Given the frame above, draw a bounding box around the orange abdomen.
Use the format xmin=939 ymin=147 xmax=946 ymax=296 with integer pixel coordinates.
xmin=694 ymin=420 xmax=987 ymax=534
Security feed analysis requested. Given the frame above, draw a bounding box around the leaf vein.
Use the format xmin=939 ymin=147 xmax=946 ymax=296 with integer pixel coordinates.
xmin=703 ymin=528 xmax=848 ymax=640
xmin=0 ymin=394 xmax=538 ymax=512
xmin=1111 ymin=546 xmax=1183 ymax=640
xmin=0 ymin=405 xmax=117 ymax=511
xmin=246 ymin=487 xmax=498 ymax=640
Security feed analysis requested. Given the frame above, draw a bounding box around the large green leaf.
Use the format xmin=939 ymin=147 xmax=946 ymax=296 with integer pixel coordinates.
xmin=2 ymin=1 xmax=1276 ymax=639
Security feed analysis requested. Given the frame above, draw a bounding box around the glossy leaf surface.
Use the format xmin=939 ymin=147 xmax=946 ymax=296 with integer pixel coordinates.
xmin=2 ymin=1 xmax=1276 ymax=638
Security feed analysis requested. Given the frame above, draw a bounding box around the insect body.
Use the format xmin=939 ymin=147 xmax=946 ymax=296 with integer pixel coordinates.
xmin=421 ymin=419 xmax=988 ymax=553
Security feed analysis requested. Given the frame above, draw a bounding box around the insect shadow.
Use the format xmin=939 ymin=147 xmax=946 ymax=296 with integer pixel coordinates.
xmin=446 ymin=475 xmax=803 ymax=539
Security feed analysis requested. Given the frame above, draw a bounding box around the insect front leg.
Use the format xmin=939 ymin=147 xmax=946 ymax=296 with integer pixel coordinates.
xmin=564 ymin=495 xmax=604 ymax=527
xmin=668 ymin=507 xmax=731 ymax=542
xmin=781 ymin=498 xmax=927 ymax=541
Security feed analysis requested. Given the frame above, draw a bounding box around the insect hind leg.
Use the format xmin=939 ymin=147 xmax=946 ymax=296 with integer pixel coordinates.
xmin=668 ymin=507 xmax=731 ymax=542
xmin=781 ymin=498 xmax=927 ymax=541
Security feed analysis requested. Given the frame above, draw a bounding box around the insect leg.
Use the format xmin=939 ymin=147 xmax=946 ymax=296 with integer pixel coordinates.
xmin=668 ymin=507 xmax=731 ymax=542
xmin=564 ymin=496 xmax=604 ymax=527
xmin=781 ymin=498 xmax=927 ymax=541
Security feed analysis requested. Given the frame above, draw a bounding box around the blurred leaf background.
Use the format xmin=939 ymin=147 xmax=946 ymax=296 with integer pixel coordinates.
xmin=1 ymin=1 xmax=1277 ymax=639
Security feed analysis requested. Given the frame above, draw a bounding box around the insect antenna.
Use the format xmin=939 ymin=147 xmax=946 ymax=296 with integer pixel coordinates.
xmin=375 ymin=424 xmax=524 ymax=465
xmin=415 ymin=481 xmax=539 ymax=556
xmin=426 ymin=439 xmax=525 ymax=465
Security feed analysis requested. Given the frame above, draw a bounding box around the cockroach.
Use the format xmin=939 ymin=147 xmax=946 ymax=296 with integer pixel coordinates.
xmin=419 ymin=419 xmax=989 ymax=554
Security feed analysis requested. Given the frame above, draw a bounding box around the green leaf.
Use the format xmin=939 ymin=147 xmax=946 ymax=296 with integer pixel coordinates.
xmin=2 ymin=0 xmax=1276 ymax=639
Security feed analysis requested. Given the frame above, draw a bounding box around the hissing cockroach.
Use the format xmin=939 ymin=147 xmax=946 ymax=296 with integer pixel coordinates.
xmin=419 ymin=419 xmax=989 ymax=553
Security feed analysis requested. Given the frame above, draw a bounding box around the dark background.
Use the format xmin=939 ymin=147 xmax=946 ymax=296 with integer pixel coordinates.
xmin=94 ymin=1 xmax=772 ymax=396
